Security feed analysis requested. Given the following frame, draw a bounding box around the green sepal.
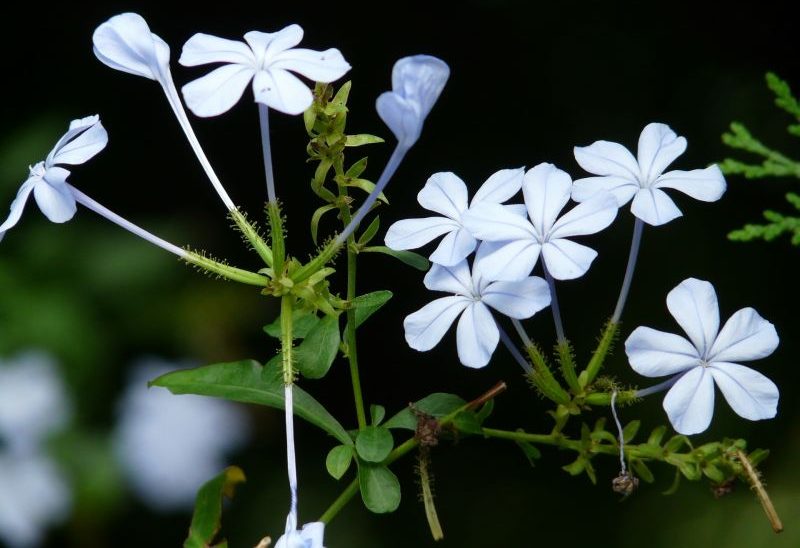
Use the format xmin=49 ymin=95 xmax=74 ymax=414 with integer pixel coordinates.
xmin=358 ymin=464 xmax=401 ymax=513
xmin=384 ymin=393 xmax=466 ymax=430
xmin=294 ymin=314 xmax=341 ymax=379
xmin=326 ymin=445 xmax=354 ymax=480
xmin=150 ymin=359 xmax=352 ymax=446
xmin=183 ymin=466 xmax=246 ymax=548
xmin=360 ymin=246 xmax=430 ymax=271
xmin=355 ymin=426 xmax=394 ymax=463
xmin=345 ymin=134 xmax=385 ymax=147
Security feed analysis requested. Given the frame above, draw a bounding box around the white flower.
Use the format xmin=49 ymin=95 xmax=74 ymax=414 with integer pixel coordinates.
xmin=93 ymin=13 xmax=171 ymax=83
xmin=179 ymin=25 xmax=350 ymax=117
xmin=113 ymin=359 xmax=250 ymax=511
xmin=0 ymin=116 xmax=107 ymax=238
xmin=462 ymin=163 xmax=618 ymax=281
xmin=376 ymin=55 xmax=450 ymax=148
xmin=0 ymin=352 xmax=71 ymax=454
xmin=404 ymin=259 xmax=550 ymax=368
xmin=0 ymin=454 xmax=71 ymax=548
xmin=625 ymin=278 xmax=779 ymax=435
xmin=274 ymin=520 xmax=325 ymax=548
xmin=572 ymin=122 xmax=726 ymax=226
xmin=385 ymin=168 xmax=525 ymax=266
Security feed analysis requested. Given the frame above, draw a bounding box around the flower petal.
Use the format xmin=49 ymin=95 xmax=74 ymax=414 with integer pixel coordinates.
xmin=179 ymin=33 xmax=255 ymax=66
xmin=630 ymin=187 xmax=682 ymax=226
xmin=474 ymin=239 xmax=541 ymax=282
xmin=275 ymin=521 xmax=326 ymax=548
xmin=709 ymin=362 xmax=778 ymax=421
xmin=573 ymin=140 xmax=640 ymax=181
xmin=456 ymin=302 xmax=499 ymax=368
xmin=522 ymin=163 xmax=571 ymax=236
xmin=654 ymin=165 xmax=726 ymax=202
xmin=429 ymin=227 xmax=477 ymax=266
xmin=47 ymin=116 xmax=108 ymax=167
xmin=625 ymin=326 xmax=700 ymax=377
xmin=252 ymin=69 xmax=313 ymax=115
xmin=541 ymin=238 xmax=598 ymax=280
xmin=391 ymin=55 xmax=449 ymax=120
xmin=549 ymin=192 xmax=617 ymax=239
xmin=417 ymin=172 xmax=468 ymax=219
xmin=663 ymin=367 xmax=715 ymax=435
xmin=376 ymin=91 xmax=422 ymax=147
xmin=92 ymin=13 xmax=170 ymax=81
xmin=471 ymin=167 xmax=525 ymax=205
xmin=35 ymin=169 xmax=77 ymax=223
xmin=245 ymin=26 xmax=304 ymax=63
xmin=637 ymin=123 xmax=687 ymax=183
xmin=271 ymin=47 xmax=351 ymax=82
xmin=462 ymin=202 xmax=535 ymax=241
xmin=708 ymin=307 xmax=779 ymax=363
xmin=571 ymin=176 xmax=639 ymax=206
xmin=666 ymin=278 xmax=720 ymax=358
xmin=0 ymin=178 xmax=37 ymax=234
xmin=481 ymin=276 xmax=550 ymax=319
xmin=404 ymin=296 xmax=470 ymax=351
xmin=384 ymin=217 xmax=458 ymax=250
xmin=181 ymin=64 xmax=255 ymax=117
xmin=423 ymin=261 xmax=472 ymax=294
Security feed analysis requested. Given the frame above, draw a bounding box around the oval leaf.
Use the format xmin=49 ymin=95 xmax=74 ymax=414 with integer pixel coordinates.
xmin=358 ymin=464 xmax=401 ymax=513
xmin=150 ymin=359 xmax=352 ymax=446
xmin=355 ymin=426 xmax=394 ymax=463
xmin=294 ymin=315 xmax=341 ymax=379
xmin=264 ymin=309 xmax=320 ymax=339
xmin=326 ymin=445 xmax=353 ymax=480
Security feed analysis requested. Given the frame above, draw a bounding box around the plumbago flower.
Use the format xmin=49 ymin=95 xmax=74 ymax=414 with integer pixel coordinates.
xmin=0 ymin=116 xmax=106 ymax=239
xmin=274 ymin=520 xmax=325 ymax=548
xmin=463 ymin=162 xmax=618 ymax=281
xmin=625 ymin=278 xmax=779 ymax=435
xmin=572 ymin=122 xmax=726 ymax=226
xmin=404 ymin=258 xmax=550 ymax=367
xmin=384 ymin=168 xmax=525 ymax=266
xmin=179 ymin=25 xmax=351 ymax=116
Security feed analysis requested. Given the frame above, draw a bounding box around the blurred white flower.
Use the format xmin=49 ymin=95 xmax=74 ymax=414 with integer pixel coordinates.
xmin=275 ymin=520 xmax=325 ymax=548
xmin=0 ymin=352 xmax=72 ymax=548
xmin=113 ymin=359 xmax=250 ymax=511
xmin=572 ymin=122 xmax=726 ymax=226
xmin=385 ymin=168 xmax=525 ymax=266
xmin=625 ymin=278 xmax=779 ymax=435
xmin=179 ymin=25 xmax=350 ymax=116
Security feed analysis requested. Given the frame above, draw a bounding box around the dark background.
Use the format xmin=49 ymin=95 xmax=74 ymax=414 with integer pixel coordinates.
xmin=1 ymin=1 xmax=800 ymax=546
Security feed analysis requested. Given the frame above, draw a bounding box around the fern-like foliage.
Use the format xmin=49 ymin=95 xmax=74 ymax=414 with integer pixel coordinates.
xmin=722 ymin=72 xmax=800 ymax=245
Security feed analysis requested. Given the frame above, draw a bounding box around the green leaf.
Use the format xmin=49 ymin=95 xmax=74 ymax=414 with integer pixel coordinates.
xmin=358 ymin=464 xmax=401 ymax=513
xmin=647 ymin=425 xmax=667 ymax=446
xmin=345 ymin=134 xmax=385 ymax=147
xmin=370 ymin=404 xmax=386 ymax=426
xmin=355 ymin=426 xmax=394 ymax=463
xmin=351 ymin=290 xmax=393 ymax=328
xmin=183 ymin=466 xmax=245 ymax=548
xmin=303 ymin=108 xmax=317 ymax=135
xmin=311 ymin=204 xmax=338 ymax=245
xmin=562 ymin=456 xmax=586 ymax=476
xmin=345 ymin=157 xmax=369 ymax=178
xmin=326 ymin=445 xmax=353 ymax=480
xmin=515 ymin=438 xmax=542 ymax=467
xmin=748 ymin=448 xmax=770 ymax=467
xmin=357 ymin=216 xmax=381 ymax=246
xmin=622 ymin=420 xmax=641 ymax=443
xmin=347 ymin=178 xmax=388 ymax=203
xmin=702 ymin=463 xmax=726 ymax=483
xmin=263 ymin=309 xmax=320 ymax=339
xmin=630 ymin=459 xmax=654 ymax=484
xmin=360 ymin=246 xmax=430 ymax=271
xmin=384 ymin=393 xmax=467 ymax=430
xmin=294 ymin=314 xmax=340 ymax=379
xmin=453 ymin=411 xmax=482 ymax=435
xmin=664 ymin=434 xmax=692 ymax=453
xmin=331 ymin=81 xmax=352 ymax=107
xmin=151 ymin=359 xmax=352 ymax=446
xmin=475 ymin=399 xmax=494 ymax=424
xmin=663 ymin=469 xmax=682 ymax=495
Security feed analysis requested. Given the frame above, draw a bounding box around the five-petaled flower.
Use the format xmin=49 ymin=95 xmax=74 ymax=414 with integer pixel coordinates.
xmin=385 ymin=168 xmax=525 ymax=266
xmin=0 ymin=116 xmax=107 ymax=239
xmin=376 ymin=55 xmax=450 ymax=148
xmin=625 ymin=278 xmax=779 ymax=435
xmin=404 ymin=258 xmax=550 ymax=368
xmin=179 ymin=25 xmax=351 ymax=117
xmin=572 ymin=122 xmax=726 ymax=226
xmin=462 ymin=162 xmax=618 ymax=281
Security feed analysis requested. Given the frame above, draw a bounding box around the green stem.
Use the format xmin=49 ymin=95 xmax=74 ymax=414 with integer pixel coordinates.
xmin=318 ymin=479 xmax=359 ymax=524
xmin=229 ymin=209 xmax=273 ymax=266
xmin=280 ymin=295 xmax=295 ymax=385
xmin=184 ymin=252 xmax=269 ymax=286
xmin=525 ymin=344 xmax=570 ymax=405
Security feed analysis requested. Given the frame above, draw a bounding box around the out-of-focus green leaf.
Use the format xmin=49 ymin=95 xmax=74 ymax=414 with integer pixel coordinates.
xmin=384 ymin=393 xmax=466 ymax=430
xmin=183 ymin=466 xmax=245 ymax=548
xmin=360 ymin=246 xmax=430 ymax=271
